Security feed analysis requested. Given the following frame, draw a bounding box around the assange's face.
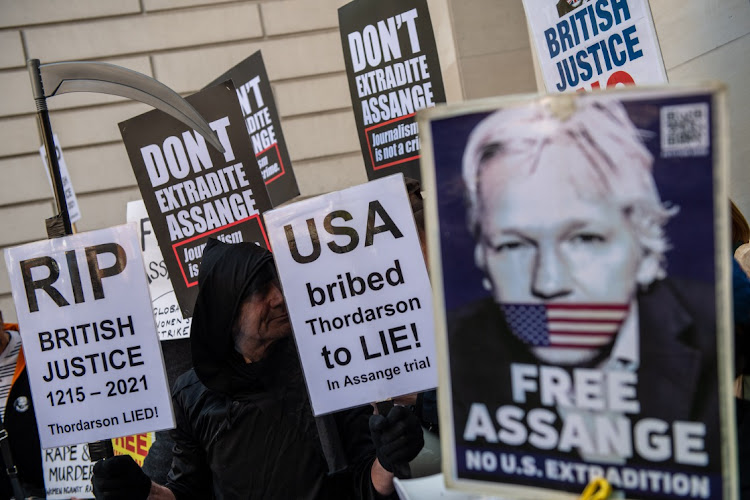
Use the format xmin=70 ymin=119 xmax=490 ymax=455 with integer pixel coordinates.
xmin=476 ymin=142 xmax=642 ymax=305
xmin=474 ymin=141 xmax=642 ymax=364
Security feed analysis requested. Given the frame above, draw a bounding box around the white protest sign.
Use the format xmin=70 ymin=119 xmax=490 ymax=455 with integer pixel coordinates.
xmin=3 ymin=224 xmax=174 ymax=448
xmin=127 ymin=200 xmax=192 ymax=341
xmin=43 ymin=444 xmax=94 ymax=499
xmin=39 ymin=133 xmax=81 ymax=224
xmin=265 ymin=174 xmax=437 ymax=415
xmin=522 ymin=0 xmax=667 ymax=93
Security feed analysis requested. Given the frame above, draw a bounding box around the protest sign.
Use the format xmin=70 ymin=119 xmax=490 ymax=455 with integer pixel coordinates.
xmin=522 ymin=0 xmax=667 ymax=93
xmin=39 ymin=133 xmax=81 ymax=224
xmin=127 ymin=200 xmax=191 ymax=341
xmin=126 ymin=200 xmax=193 ymax=416
xmin=113 ymin=432 xmax=153 ymax=466
xmin=43 ymin=444 xmax=94 ymax=499
xmin=206 ymin=51 xmax=299 ymax=207
xmin=120 ymin=82 xmax=273 ymax=317
xmin=3 ymin=224 xmax=174 ymax=448
xmin=419 ymin=86 xmax=735 ymax=498
xmin=264 ymin=174 xmax=437 ymax=415
xmin=124 ymin=202 xmax=189 ymax=476
xmin=338 ymin=0 xmax=446 ymax=182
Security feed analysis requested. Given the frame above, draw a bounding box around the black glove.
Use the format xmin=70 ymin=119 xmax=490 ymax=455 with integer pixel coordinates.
xmin=369 ymin=405 xmax=424 ymax=474
xmin=92 ymin=455 xmax=152 ymax=500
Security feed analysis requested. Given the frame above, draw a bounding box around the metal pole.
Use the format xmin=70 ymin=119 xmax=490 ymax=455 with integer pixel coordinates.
xmin=27 ymin=58 xmax=73 ymax=235
xmin=28 ymin=58 xmax=111 ymax=462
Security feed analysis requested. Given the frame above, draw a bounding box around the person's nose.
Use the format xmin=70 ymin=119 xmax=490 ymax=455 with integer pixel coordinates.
xmin=269 ymin=284 xmax=285 ymax=308
xmin=531 ymin=244 xmax=572 ymax=300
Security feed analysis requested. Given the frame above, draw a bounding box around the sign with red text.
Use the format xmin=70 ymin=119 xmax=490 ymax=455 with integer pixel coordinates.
xmin=522 ymin=0 xmax=667 ymax=93
xmin=206 ymin=51 xmax=299 ymax=207
xmin=419 ymin=86 xmax=733 ymax=498
xmin=3 ymin=224 xmax=174 ymax=448
xmin=113 ymin=432 xmax=154 ymax=466
xmin=339 ymin=0 xmax=446 ymax=181
xmin=120 ymin=82 xmax=273 ymax=317
xmin=265 ymin=175 xmax=437 ymax=415
xmin=127 ymin=200 xmax=191 ymax=341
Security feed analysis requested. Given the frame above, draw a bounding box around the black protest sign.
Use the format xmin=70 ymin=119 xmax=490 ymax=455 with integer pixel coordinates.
xmin=120 ymin=82 xmax=273 ymax=317
xmin=339 ymin=0 xmax=446 ymax=181
xmin=206 ymin=51 xmax=299 ymax=207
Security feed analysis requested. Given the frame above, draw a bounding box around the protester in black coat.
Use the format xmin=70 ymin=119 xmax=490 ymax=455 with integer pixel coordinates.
xmin=93 ymin=240 xmax=423 ymax=499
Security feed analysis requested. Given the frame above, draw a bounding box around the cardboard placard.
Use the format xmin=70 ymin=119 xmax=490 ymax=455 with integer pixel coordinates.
xmin=339 ymin=0 xmax=446 ymax=181
xmin=206 ymin=51 xmax=299 ymax=207
xmin=522 ymin=0 xmax=667 ymax=93
xmin=419 ymin=86 xmax=735 ymax=498
xmin=264 ymin=174 xmax=437 ymax=415
xmin=126 ymin=200 xmax=191 ymax=341
xmin=120 ymin=82 xmax=273 ymax=317
xmin=3 ymin=224 xmax=174 ymax=448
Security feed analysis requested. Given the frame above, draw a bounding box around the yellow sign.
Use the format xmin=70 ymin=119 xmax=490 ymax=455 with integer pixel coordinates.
xmin=112 ymin=432 xmax=154 ymax=466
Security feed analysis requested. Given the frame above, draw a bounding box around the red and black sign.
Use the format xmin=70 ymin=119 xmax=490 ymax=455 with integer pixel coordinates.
xmin=339 ymin=0 xmax=446 ymax=182
xmin=207 ymin=51 xmax=299 ymax=207
xmin=120 ymin=82 xmax=273 ymax=317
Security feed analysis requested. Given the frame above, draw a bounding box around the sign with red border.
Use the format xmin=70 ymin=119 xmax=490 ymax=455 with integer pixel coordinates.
xmin=172 ymin=214 xmax=270 ymax=288
xmin=339 ymin=0 xmax=446 ymax=181
xmin=119 ymin=82 xmax=274 ymax=317
xmin=206 ymin=51 xmax=299 ymax=206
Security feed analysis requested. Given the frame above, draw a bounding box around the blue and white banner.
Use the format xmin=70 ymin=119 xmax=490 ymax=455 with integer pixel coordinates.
xmin=522 ymin=0 xmax=667 ymax=93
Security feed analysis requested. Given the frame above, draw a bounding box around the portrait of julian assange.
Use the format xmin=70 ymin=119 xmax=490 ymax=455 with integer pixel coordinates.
xmin=426 ymin=91 xmax=728 ymax=497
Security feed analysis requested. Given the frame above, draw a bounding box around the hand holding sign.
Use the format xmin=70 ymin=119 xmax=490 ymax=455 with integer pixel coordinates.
xmin=370 ymin=405 xmax=424 ymax=475
xmin=92 ymin=455 xmax=152 ymax=500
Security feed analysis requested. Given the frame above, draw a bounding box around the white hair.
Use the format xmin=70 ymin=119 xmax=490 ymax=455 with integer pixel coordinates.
xmin=462 ymin=99 xmax=677 ymax=284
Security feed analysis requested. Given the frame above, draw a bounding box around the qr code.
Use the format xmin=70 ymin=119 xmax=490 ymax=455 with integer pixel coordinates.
xmin=660 ymin=103 xmax=709 ymax=157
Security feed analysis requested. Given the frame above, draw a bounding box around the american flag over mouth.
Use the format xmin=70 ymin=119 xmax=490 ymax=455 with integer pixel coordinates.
xmin=500 ymin=303 xmax=629 ymax=349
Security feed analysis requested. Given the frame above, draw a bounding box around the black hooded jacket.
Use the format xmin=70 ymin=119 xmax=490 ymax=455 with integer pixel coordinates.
xmin=164 ymin=240 xmax=378 ymax=499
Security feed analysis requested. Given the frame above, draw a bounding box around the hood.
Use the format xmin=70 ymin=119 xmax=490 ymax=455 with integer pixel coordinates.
xmin=190 ymin=239 xmax=273 ymax=394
